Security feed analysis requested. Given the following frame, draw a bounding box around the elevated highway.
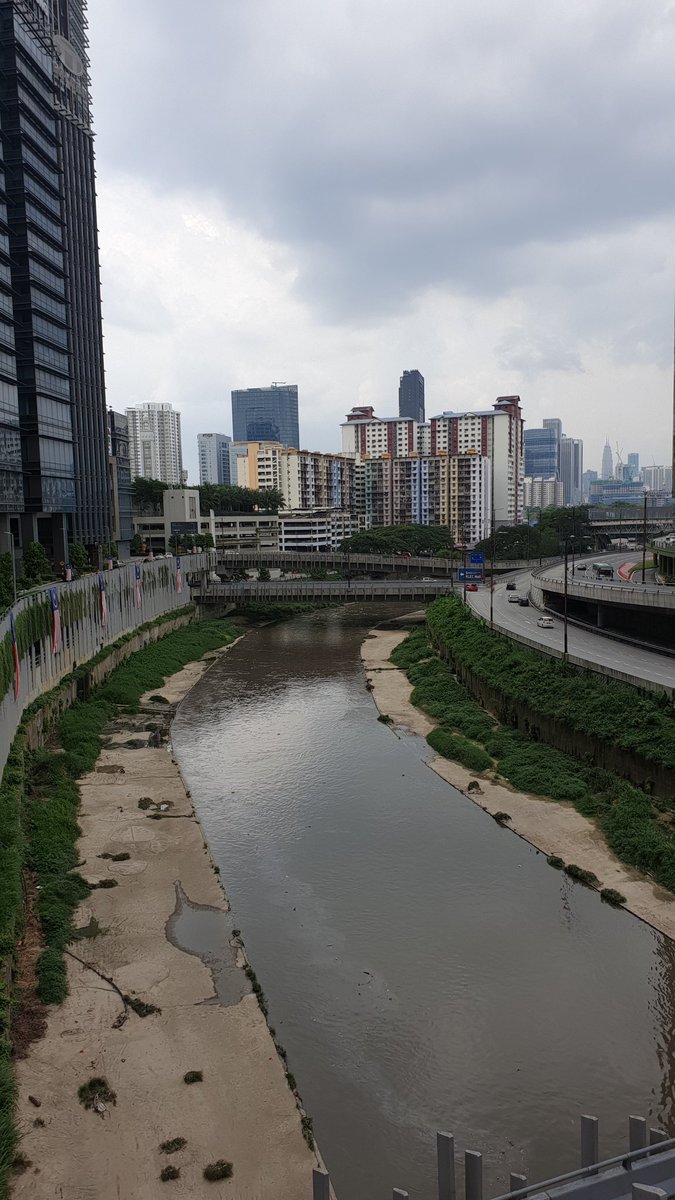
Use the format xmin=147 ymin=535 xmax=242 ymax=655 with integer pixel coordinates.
xmin=531 ymin=557 xmax=675 ymax=649
xmin=214 ymin=549 xmax=556 ymax=578
xmin=196 ymin=578 xmax=458 ymax=604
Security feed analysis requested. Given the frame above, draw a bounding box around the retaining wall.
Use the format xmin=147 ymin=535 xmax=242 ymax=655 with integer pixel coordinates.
xmin=429 ymin=630 xmax=675 ymax=801
xmin=0 ymin=554 xmax=212 ymax=780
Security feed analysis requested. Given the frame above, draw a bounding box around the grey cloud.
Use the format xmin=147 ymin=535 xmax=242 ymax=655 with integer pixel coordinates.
xmin=89 ymin=0 xmax=675 ymax=336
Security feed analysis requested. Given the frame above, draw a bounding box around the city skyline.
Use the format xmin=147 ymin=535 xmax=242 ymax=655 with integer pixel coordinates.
xmin=86 ymin=1 xmax=674 ymax=488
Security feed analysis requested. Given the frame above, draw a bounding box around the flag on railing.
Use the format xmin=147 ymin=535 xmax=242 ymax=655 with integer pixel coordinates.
xmin=10 ymin=609 xmax=19 ymax=699
xmin=50 ymin=586 xmax=62 ymax=655
xmin=98 ymin=573 xmax=108 ymax=626
xmin=134 ymin=562 xmax=142 ymax=608
xmin=175 ymin=556 xmax=182 ymax=594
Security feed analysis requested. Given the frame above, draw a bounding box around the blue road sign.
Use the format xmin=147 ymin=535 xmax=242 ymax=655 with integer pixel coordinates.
xmin=458 ymin=568 xmax=482 ymax=581
xmin=470 ymin=551 xmax=485 ymax=564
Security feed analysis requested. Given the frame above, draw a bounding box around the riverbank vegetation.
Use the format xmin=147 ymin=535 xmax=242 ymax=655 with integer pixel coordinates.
xmin=426 ymin=597 xmax=675 ymax=769
xmin=0 ymin=618 xmax=236 ymax=1197
xmin=390 ymin=620 xmax=675 ymax=897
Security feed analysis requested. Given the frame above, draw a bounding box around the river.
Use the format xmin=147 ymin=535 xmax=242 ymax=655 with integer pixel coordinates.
xmin=172 ymin=607 xmax=675 ymax=1200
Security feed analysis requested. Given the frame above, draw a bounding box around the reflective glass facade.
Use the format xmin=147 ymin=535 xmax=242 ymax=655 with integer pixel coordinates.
xmin=398 ymin=369 xmax=425 ymax=423
xmin=524 ymin=425 xmax=560 ymax=478
xmin=232 ymin=384 xmax=300 ymax=449
xmin=0 ymin=0 xmax=110 ymax=553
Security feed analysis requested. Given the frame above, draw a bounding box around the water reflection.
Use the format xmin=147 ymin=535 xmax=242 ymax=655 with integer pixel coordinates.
xmin=173 ymin=607 xmax=675 ymax=1200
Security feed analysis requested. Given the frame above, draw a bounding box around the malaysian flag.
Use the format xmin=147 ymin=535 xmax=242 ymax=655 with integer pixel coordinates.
xmin=98 ymin=573 xmax=108 ymax=626
xmin=9 ymin=609 xmax=19 ymax=699
xmin=134 ymin=563 xmax=142 ymax=608
xmin=175 ymin=556 xmax=182 ymax=594
xmin=50 ymin=586 xmax=62 ymax=655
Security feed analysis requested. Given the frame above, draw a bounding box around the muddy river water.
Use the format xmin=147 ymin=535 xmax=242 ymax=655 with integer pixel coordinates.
xmin=173 ymin=607 xmax=675 ymax=1199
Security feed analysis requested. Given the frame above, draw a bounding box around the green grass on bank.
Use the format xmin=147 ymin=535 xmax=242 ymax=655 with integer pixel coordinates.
xmin=390 ymin=624 xmax=675 ymax=897
xmin=426 ymin=596 xmax=675 ymax=769
xmin=0 ymin=616 xmax=236 ymax=1196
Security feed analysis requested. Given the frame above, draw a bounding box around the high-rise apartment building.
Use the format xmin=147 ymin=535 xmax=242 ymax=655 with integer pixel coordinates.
xmin=126 ymin=403 xmax=183 ymax=485
xmin=398 ymin=369 xmax=425 ymax=423
xmin=524 ymin=477 xmax=564 ymax=510
xmin=581 ymin=469 xmax=598 ymax=502
xmin=560 ymin=436 xmax=583 ymax=505
xmin=353 ymin=453 xmax=490 ymax=543
xmin=601 ymin=441 xmax=614 ymax=480
xmin=341 ymin=407 xmax=418 ymax=457
xmin=642 ymin=465 xmax=672 ymax=494
xmin=0 ymin=0 xmax=111 ymax=558
xmin=524 ymin=420 xmax=561 ymax=479
xmin=430 ymin=396 xmax=524 ymax=526
xmin=198 ymin=433 xmax=231 ymax=485
xmin=231 ymin=383 xmax=299 ymax=449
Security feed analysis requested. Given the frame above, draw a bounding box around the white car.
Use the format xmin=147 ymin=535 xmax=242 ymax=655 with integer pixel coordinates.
xmin=537 ymin=616 xmax=555 ymax=629
xmin=507 ymin=593 xmax=521 ymax=603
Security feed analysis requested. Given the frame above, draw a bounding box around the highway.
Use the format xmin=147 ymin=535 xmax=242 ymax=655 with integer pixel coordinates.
xmin=465 ymin=553 xmax=675 ymax=692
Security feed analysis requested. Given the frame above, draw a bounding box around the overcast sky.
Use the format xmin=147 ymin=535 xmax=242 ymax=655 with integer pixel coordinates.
xmin=88 ymin=0 xmax=675 ymax=482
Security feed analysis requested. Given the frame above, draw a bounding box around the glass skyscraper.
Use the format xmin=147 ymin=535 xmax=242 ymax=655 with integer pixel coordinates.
xmin=231 ymin=383 xmax=300 ymax=449
xmin=524 ymin=421 xmax=561 ymax=479
xmin=0 ymin=0 xmax=110 ymax=560
xmin=398 ymin=369 xmax=425 ymax=422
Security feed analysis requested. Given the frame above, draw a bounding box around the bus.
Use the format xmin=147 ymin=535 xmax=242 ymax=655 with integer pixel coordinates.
xmin=592 ymin=562 xmax=614 ymax=578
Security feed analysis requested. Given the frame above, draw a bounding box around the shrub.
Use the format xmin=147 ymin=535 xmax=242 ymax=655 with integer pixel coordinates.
xmin=77 ymin=1077 xmax=117 ymax=1110
xmin=160 ymin=1165 xmax=180 ymax=1182
xmin=427 ymin=729 xmax=493 ymax=773
xmin=183 ymin=1070 xmax=203 ymax=1084
xmin=601 ymin=888 xmax=627 ymax=907
xmin=203 ymin=1160 xmax=233 ymax=1181
xmin=547 ymin=855 xmax=565 ymax=870
xmin=160 ymin=1138 xmax=187 ymax=1154
xmin=564 ymin=863 xmax=598 ymax=887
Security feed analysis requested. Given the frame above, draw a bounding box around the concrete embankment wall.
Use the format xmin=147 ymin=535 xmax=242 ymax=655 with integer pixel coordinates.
xmin=0 ymin=554 xmax=212 ymax=780
xmin=429 ymin=631 xmax=675 ymax=801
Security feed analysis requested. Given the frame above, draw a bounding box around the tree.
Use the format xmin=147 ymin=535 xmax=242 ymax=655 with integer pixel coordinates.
xmin=21 ymin=541 xmax=53 ymax=587
xmin=132 ymin=477 xmax=169 ymax=514
xmin=257 ymin=488 xmax=285 ymax=513
xmin=130 ymin=533 xmax=143 ymax=556
xmin=70 ymin=542 xmax=91 ymax=574
xmin=0 ymin=551 xmax=14 ymax=610
xmin=258 ymin=565 xmax=271 ymax=581
xmin=340 ymin=525 xmax=454 ymax=556
xmin=196 ymin=532 xmax=214 ymax=549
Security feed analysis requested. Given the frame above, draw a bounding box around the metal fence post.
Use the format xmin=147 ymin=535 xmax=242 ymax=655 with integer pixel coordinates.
xmin=393 ymin=1191 xmax=409 ymax=1199
xmin=312 ymin=1169 xmax=330 ymax=1200
xmin=465 ymin=1150 xmax=483 ymax=1200
xmin=580 ymin=1115 xmax=599 ymax=1171
xmin=631 ymin=1187 xmax=667 ymax=1200
xmin=629 ymin=1116 xmax=648 ymax=1152
xmin=437 ymin=1132 xmax=455 ymax=1200
xmin=510 ymin=1173 xmax=527 ymax=1191
xmin=649 ymin=1128 xmax=668 ymax=1147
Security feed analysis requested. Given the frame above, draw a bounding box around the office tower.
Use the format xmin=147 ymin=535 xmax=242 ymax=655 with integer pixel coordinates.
xmin=560 ymin=436 xmax=583 ymax=505
xmin=626 ymin=452 xmax=640 ymax=481
xmin=524 ymin=419 xmax=561 ymax=479
xmin=0 ymin=0 xmax=111 ymax=558
xmin=398 ymin=369 xmax=425 ymax=423
xmin=198 ymin=433 xmax=231 ymax=485
xmin=231 ymin=383 xmax=299 ymax=449
xmin=107 ymin=410 xmax=133 ymax=556
xmin=126 ymin=403 xmax=183 ymax=485
xmin=601 ymin=440 xmax=613 ymax=480
xmin=582 ymin=469 xmax=598 ymax=501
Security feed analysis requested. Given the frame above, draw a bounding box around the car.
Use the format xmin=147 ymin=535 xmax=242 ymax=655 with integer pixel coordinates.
xmin=508 ymin=593 xmax=521 ymax=603
xmin=518 ymin=597 xmax=529 ymax=606
xmin=537 ymin=616 xmax=554 ymax=628
xmin=466 ymin=583 xmax=478 ymax=592
xmin=506 ymin=581 xmax=516 ymax=591
xmin=576 ymin=563 xmax=587 ymax=572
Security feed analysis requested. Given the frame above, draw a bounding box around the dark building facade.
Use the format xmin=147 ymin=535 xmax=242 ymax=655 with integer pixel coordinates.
xmin=0 ymin=0 xmax=110 ymax=562
xmin=398 ymin=369 xmax=425 ymax=423
xmin=108 ymin=408 xmax=132 ymax=557
xmin=231 ymin=383 xmax=300 ymax=449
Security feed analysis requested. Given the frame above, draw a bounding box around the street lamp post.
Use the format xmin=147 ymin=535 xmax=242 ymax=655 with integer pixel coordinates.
xmin=641 ymin=490 xmax=648 ymax=584
xmin=563 ymin=538 xmax=569 ymax=660
xmin=4 ymin=530 xmax=17 ymax=604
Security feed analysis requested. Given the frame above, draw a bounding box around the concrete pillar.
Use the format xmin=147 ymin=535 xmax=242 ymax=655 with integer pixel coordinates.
xmin=596 ymin=604 xmax=605 ymax=629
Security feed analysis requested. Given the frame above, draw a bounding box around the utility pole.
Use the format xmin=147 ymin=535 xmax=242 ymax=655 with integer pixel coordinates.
xmin=489 ymin=453 xmax=496 ymax=626
xmin=641 ymin=490 xmax=648 ymax=584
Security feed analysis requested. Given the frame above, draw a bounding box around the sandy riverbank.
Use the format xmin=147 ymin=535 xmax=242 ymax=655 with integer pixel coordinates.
xmin=13 ymin=640 xmax=316 ymax=1198
xmin=362 ymin=628 xmax=675 ymax=942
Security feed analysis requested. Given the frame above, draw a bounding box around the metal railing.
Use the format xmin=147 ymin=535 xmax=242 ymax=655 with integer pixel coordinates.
xmin=311 ymin=1114 xmax=675 ymax=1200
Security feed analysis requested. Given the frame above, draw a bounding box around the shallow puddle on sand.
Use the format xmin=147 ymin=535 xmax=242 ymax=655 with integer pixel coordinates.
xmin=166 ymin=882 xmax=246 ymax=1006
